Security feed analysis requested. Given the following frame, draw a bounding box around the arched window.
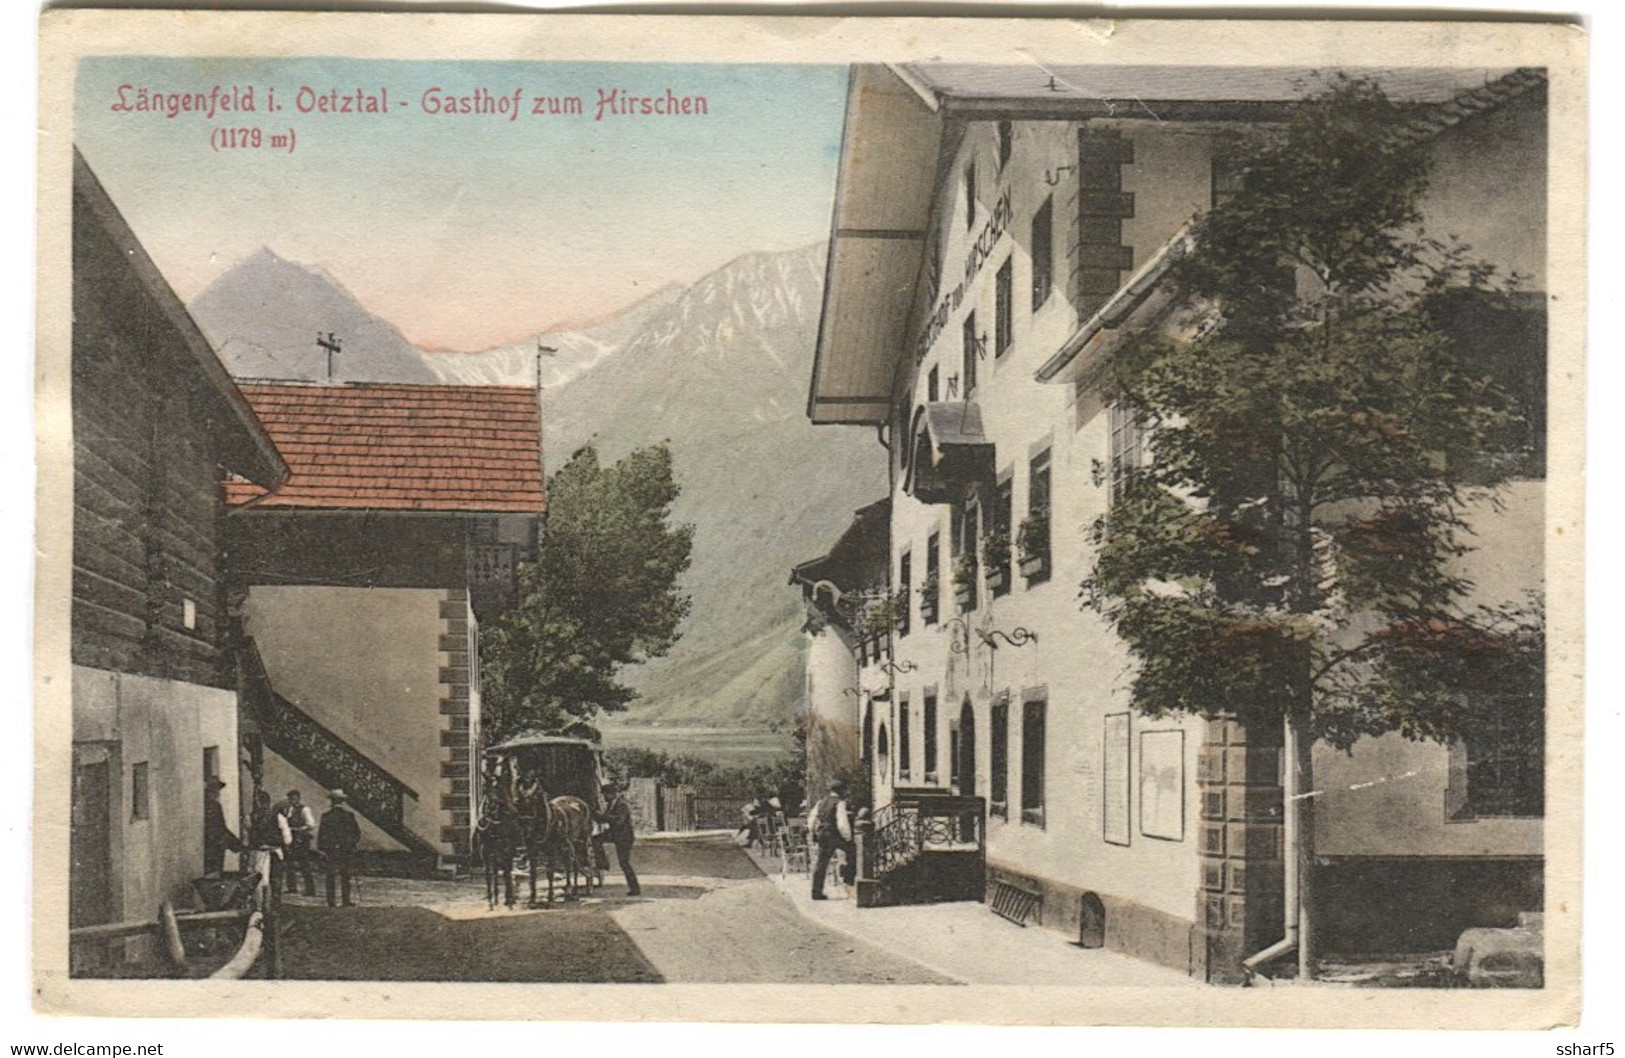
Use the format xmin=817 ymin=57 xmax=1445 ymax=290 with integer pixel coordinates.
xmin=862 ymin=704 xmax=874 ymax=768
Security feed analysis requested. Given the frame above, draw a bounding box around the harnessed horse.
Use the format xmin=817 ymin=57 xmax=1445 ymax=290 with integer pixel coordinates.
xmin=514 ymin=778 xmax=597 ymax=907
xmin=471 ymin=795 xmax=520 ymax=910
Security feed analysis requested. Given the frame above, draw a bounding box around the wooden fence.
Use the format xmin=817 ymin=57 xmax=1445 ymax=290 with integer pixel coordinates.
xmin=620 ymin=781 xmax=751 ymax=833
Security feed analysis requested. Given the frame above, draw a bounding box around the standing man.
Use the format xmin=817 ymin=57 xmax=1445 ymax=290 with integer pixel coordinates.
xmin=202 ymin=778 xmax=241 ymax=877
xmin=595 ymin=781 xmax=641 ymax=897
xmin=274 ymin=789 xmax=317 ymax=897
xmin=318 ymin=789 xmax=361 ymax=907
xmin=246 ymin=787 xmax=290 ymax=905
xmin=809 ymin=780 xmax=853 ymax=900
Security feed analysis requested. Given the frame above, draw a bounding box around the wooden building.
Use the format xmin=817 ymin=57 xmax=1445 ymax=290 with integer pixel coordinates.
xmin=70 ymin=149 xmax=289 ymax=944
xmin=808 ymin=66 xmax=1546 ymax=981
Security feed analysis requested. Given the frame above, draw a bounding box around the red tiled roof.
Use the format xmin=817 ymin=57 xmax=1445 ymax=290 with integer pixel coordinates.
xmin=225 ymin=382 xmax=545 ymax=513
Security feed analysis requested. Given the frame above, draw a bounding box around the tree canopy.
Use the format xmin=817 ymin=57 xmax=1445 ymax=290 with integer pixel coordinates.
xmin=481 ymin=443 xmax=693 ymax=742
xmin=1082 ymin=77 xmax=1543 ymax=751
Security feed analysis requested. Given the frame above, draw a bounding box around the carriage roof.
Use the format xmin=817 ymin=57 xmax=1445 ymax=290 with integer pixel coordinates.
xmin=485 ymin=733 xmax=603 ymax=755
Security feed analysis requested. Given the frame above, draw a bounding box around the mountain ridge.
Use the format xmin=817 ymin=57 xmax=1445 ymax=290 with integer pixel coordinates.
xmin=189 ymin=247 xmax=438 ymax=384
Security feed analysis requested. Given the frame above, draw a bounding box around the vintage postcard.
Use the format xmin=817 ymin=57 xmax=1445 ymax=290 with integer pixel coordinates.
xmin=34 ymin=9 xmax=1587 ymax=1030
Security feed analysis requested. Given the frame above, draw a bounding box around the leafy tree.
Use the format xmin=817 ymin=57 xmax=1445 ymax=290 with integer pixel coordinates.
xmin=1082 ymin=78 xmax=1543 ymax=970
xmin=604 ymin=747 xmax=805 ymax=806
xmin=481 ymin=444 xmax=693 ymax=741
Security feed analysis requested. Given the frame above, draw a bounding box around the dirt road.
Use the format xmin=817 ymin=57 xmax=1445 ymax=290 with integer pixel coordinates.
xmin=275 ymin=836 xmax=949 ymax=984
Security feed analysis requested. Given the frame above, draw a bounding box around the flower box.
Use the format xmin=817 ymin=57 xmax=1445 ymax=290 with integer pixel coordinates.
xmin=1019 ymin=554 xmax=1050 ymax=581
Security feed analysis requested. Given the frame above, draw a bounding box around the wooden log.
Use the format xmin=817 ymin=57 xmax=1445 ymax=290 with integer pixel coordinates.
xmin=209 ymin=912 xmax=264 ymax=980
xmin=159 ymin=900 xmax=187 ymax=969
xmin=68 ymin=909 xmax=247 ymax=943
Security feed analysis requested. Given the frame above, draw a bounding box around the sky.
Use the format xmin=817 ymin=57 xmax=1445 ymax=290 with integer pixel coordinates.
xmin=74 ymin=57 xmax=847 ymax=350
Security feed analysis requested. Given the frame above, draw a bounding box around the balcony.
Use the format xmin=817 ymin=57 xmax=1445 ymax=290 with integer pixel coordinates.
xmin=903 ymin=403 xmax=995 ymax=505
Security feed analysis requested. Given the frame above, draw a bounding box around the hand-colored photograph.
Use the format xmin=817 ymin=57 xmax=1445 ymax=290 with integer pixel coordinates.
xmin=35 ymin=12 xmax=1586 ymax=1028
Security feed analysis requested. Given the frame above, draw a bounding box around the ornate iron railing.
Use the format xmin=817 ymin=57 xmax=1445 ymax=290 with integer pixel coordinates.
xmin=870 ymin=791 xmax=986 ymax=877
xmin=239 ymin=638 xmax=438 ymax=857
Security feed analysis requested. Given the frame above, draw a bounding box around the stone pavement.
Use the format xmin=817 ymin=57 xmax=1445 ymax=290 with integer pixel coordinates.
xmin=741 ymin=844 xmax=1200 ymax=988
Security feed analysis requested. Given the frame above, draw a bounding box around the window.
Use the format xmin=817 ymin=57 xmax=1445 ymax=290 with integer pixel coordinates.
xmin=995 ymin=259 xmax=1013 ymax=357
xmin=965 ymin=162 xmax=977 ymax=229
xmin=898 ymin=698 xmax=912 ymax=781
xmin=1032 ymin=196 xmax=1054 ymax=311
xmin=956 ymin=501 xmax=980 ymax=612
xmin=924 ymin=694 xmax=938 ymax=782
xmin=1448 ymin=695 xmax=1544 ymax=819
xmin=1109 ymin=402 xmax=1147 ymax=505
xmin=928 ymin=365 xmax=939 ymax=403
xmin=1431 ymin=289 xmax=1547 ymax=480
xmin=1021 ymin=450 xmax=1052 ymax=584
xmin=962 ymin=312 xmax=979 ymax=396
xmin=1021 ymin=697 xmax=1047 ymax=827
xmin=923 ymin=531 xmax=941 ymax=625
xmin=878 ymin=724 xmax=890 ymax=781
xmin=131 ymin=762 xmax=150 ymax=822
xmin=898 ymin=550 xmax=912 ymax=637
xmin=990 ymin=699 xmax=1009 ymax=819
xmin=203 ymin=745 xmax=220 ymax=785
xmin=990 ymin=477 xmax=1013 ymax=597
xmin=997 ymin=121 xmax=1013 ymax=168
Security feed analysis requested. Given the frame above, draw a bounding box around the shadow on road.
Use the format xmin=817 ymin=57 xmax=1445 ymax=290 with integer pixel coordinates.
xmin=276 ymin=905 xmax=663 ymax=982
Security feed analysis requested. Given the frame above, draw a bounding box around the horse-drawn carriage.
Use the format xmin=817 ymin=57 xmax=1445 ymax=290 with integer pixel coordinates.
xmin=474 ymin=731 xmax=607 ymax=909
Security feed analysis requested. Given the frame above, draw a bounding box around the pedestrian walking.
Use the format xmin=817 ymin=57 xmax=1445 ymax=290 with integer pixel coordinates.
xmin=274 ymin=789 xmax=317 ymax=896
xmin=809 ymin=780 xmax=853 ymax=900
xmin=203 ymin=777 xmax=242 ymax=877
xmin=318 ymin=788 xmax=361 ymax=907
xmin=594 ymin=781 xmax=641 ymax=897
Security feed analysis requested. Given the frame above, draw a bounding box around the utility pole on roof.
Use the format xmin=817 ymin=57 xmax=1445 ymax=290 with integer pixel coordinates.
xmin=535 ymin=340 xmax=558 ymax=391
xmin=317 ymin=332 xmax=342 ymax=382
xmin=535 ymin=342 xmax=557 ymax=504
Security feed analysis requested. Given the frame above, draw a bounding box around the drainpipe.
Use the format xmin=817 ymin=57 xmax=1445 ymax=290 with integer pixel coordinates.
xmin=1242 ymin=714 xmax=1304 ymax=980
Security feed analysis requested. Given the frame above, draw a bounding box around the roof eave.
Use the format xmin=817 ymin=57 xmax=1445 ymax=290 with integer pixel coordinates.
xmin=73 ymin=149 xmax=289 ymax=490
xmin=228 ymin=504 xmax=545 ymax=517
xmin=808 ymin=65 xmax=942 ymax=427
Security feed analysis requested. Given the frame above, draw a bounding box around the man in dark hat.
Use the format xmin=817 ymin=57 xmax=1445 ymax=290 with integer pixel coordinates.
xmin=809 ymin=780 xmax=853 ymax=900
xmin=594 ymin=781 xmax=640 ymax=897
xmin=203 ymin=777 xmax=241 ymax=877
xmin=317 ymin=789 xmax=361 ymax=907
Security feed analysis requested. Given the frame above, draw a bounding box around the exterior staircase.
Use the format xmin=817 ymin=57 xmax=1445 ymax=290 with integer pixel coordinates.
xmin=237 ymin=636 xmax=442 ymax=866
xmin=856 ymin=789 xmax=986 ymax=908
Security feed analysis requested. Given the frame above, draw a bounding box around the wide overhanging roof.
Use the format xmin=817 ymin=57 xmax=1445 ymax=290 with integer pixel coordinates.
xmin=897 ymin=64 xmax=1516 ymax=115
xmin=809 ymin=64 xmax=1522 ymax=427
xmin=808 ymin=65 xmax=944 ymax=425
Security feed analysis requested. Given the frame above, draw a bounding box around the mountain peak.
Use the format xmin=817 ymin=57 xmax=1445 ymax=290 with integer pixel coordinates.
xmin=189 ymin=250 xmax=437 ymax=384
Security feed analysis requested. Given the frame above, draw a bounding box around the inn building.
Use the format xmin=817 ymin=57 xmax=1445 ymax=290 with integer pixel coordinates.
xmin=806 ymin=64 xmax=1546 ymax=981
